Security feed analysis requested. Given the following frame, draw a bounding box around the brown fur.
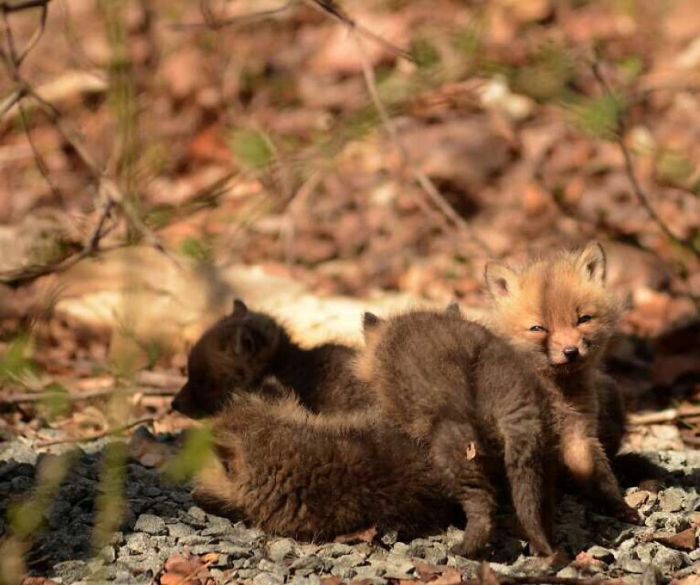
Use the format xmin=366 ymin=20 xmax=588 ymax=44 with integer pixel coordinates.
xmin=355 ymin=309 xmax=557 ymax=558
xmin=172 ymin=299 xmax=373 ymax=418
xmin=483 ymin=243 xmax=638 ymax=523
xmin=192 ymin=393 xmax=456 ymax=540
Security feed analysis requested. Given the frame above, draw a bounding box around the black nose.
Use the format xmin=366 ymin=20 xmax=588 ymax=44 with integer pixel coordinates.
xmin=563 ymin=346 xmax=579 ymax=361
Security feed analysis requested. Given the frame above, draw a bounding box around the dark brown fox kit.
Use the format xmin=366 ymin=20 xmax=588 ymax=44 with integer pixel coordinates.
xmin=172 ymin=299 xmax=373 ymax=417
xmin=484 ymin=242 xmax=638 ymax=523
xmin=355 ymin=309 xmax=556 ymax=559
xmin=193 ymin=393 xmax=455 ymax=540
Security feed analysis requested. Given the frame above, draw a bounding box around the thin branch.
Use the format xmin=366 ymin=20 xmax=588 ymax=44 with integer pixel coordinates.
xmin=36 ymin=414 xmax=161 ymax=447
xmin=1 ymin=0 xmax=51 ymax=13
xmin=304 ymin=0 xmax=414 ymax=62
xmin=590 ymin=61 xmax=700 ymax=258
xmin=18 ymin=99 xmax=64 ymax=203
xmin=172 ymin=0 xmax=296 ymax=30
xmin=350 ymin=30 xmax=492 ymax=255
xmin=628 ymin=405 xmax=700 ymax=426
xmin=1 ymin=385 xmax=178 ymax=405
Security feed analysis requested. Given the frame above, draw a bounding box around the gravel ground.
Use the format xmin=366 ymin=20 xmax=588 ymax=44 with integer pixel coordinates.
xmin=1 ymin=433 xmax=698 ymax=585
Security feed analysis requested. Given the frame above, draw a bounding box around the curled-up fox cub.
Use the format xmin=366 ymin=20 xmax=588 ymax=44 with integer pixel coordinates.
xmin=356 ymin=309 xmax=558 ymax=559
xmin=192 ymin=392 xmax=456 ymax=540
xmin=175 ymin=299 xmax=457 ymax=541
xmin=172 ymin=299 xmax=373 ymax=417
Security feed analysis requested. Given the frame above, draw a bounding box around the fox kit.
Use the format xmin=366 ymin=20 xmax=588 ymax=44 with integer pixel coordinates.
xmin=355 ymin=309 xmax=556 ymax=559
xmin=483 ymin=242 xmax=638 ymax=522
xmin=193 ymin=393 xmax=456 ymax=540
xmin=172 ymin=299 xmax=373 ymax=417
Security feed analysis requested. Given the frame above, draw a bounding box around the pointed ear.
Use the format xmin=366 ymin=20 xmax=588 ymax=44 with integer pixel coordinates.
xmin=446 ymin=301 xmax=461 ymax=317
xmin=362 ymin=312 xmax=383 ymax=344
xmin=575 ymin=242 xmax=606 ymax=285
xmin=232 ymin=299 xmax=248 ymax=317
xmin=363 ymin=312 xmax=382 ymax=330
xmin=484 ymin=262 xmax=520 ymax=299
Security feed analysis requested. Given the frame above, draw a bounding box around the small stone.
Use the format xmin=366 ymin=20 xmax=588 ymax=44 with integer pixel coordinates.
xmin=653 ymin=546 xmax=686 ymax=572
xmin=620 ymin=558 xmax=648 ymax=574
xmin=391 ymin=542 xmax=410 ymax=555
xmin=258 ymin=559 xmax=287 ymax=575
xmin=268 ymin=538 xmax=296 ymax=562
xmin=659 ymin=488 xmax=686 ymax=513
xmin=556 ymin=566 xmax=579 ymax=578
xmin=186 ymin=506 xmax=208 ymax=523
xmin=636 ymin=542 xmax=659 ymax=564
xmin=323 ymin=543 xmax=353 ymax=558
xmin=626 ymin=490 xmax=651 ymax=509
xmin=252 ymin=572 xmax=284 ymax=585
xmin=380 ymin=531 xmax=398 ymax=546
xmin=587 ymin=545 xmax=615 ymax=563
xmin=98 ymin=545 xmax=116 ymax=563
xmin=423 ymin=545 xmax=448 ymax=566
xmin=52 ymin=560 xmax=88 ymax=583
xmin=125 ymin=532 xmax=151 ymax=554
xmin=290 ymin=555 xmax=325 ymax=575
xmin=167 ymin=522 xmax=194 ymax=538
xmin=134 ymin=513 xmax=167 ymax=535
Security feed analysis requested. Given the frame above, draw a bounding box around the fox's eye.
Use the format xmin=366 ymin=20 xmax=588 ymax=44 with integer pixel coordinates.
xmin=529 ymin=325 xmax=547 ymax=333
xmin=577 ymin=315 xmax=593 ymax=325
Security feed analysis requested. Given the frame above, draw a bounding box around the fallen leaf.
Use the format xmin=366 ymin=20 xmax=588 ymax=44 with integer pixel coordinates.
xmin=413 ymin=560 xmax=445 ymax=580
xmin=320 ymin=578 xmax=343 ymax=585
xmin=160 ymin=554 xmax=209 ymax=585
xmin=574 ymin=551 xmax=606 ymax=571
xmin=653 ymin=527 xmax=698 ymax=552
xmin=21 ymin=579 xmax=59 ymax=585
xmin=334 ymin=526 xmax=378 ymax=545
xmin=670 ymin=576 xmax=700 ymax=585
xmin=625 ymin=490 xmax=650 ymax=508
xmin=430 ymin=568 xmax=463 ymax=585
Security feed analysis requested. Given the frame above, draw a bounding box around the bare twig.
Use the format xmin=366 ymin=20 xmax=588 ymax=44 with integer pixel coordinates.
xmin=303 ymin=0 xmax=414 ymax=62
xmin=0 ymin=0 xmax=182 ymax=287
xmin=1 ymin=0 xmax=51 ymax=13
xmin=628 ymin=405 xmax=700 ymax=426
xmin=590 ymin=61 xmax=700 ymax=258
xmin=350 ymin=29 xmax=492 ymax=255
xmin=37 ymin=414 xmax=161 ymax=447
xmin=173 ymin=0 xmax=296 ymax=30
xmin=1 ymin=385 xmax=178 ymax=405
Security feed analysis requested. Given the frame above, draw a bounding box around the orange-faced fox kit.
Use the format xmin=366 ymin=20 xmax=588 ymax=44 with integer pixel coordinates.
xmin=356 ymin=309 xmax=557 ymax=559
xmin=483 ymin=242 xmax=638 ymax=522
xmin=192 ymin=393 xmax=456 ymax=540
xmin=172 ymin=299 xmax=373 ymax=417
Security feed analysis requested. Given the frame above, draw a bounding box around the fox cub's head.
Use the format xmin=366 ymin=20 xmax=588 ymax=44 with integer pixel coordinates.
xmin=172 ymin=299 xmax=283 ymax=418
xmin=485 ymin=242 xmax=621 ymax=371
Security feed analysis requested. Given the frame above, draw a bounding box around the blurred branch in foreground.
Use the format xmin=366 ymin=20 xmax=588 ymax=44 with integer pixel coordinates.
xmin=0 ymin=0 xmax=178 ymax=288
xmin=591 ymin=60 xmax=700 ymax=261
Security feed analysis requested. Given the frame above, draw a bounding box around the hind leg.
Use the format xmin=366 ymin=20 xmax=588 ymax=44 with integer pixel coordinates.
xmin=430 ymin=420 xmax=496 ymax=558
xmin=498 ymin=410 xmax=554 ymax=556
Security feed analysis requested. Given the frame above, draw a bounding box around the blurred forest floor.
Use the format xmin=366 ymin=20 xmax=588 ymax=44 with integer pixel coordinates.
xmin=0 ymin=0 xmax=699 ymax=498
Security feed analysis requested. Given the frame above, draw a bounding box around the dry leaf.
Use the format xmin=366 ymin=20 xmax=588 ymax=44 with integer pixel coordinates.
xmin=653 ymin=527 xmax=698 ymax=552
xmin=429 ymin=568 xmax=463 ymax=585
xmin=160 ymin=553 xmax=209 ymax=585
xmin=334 ymin=526 xmax=378 ymax=544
